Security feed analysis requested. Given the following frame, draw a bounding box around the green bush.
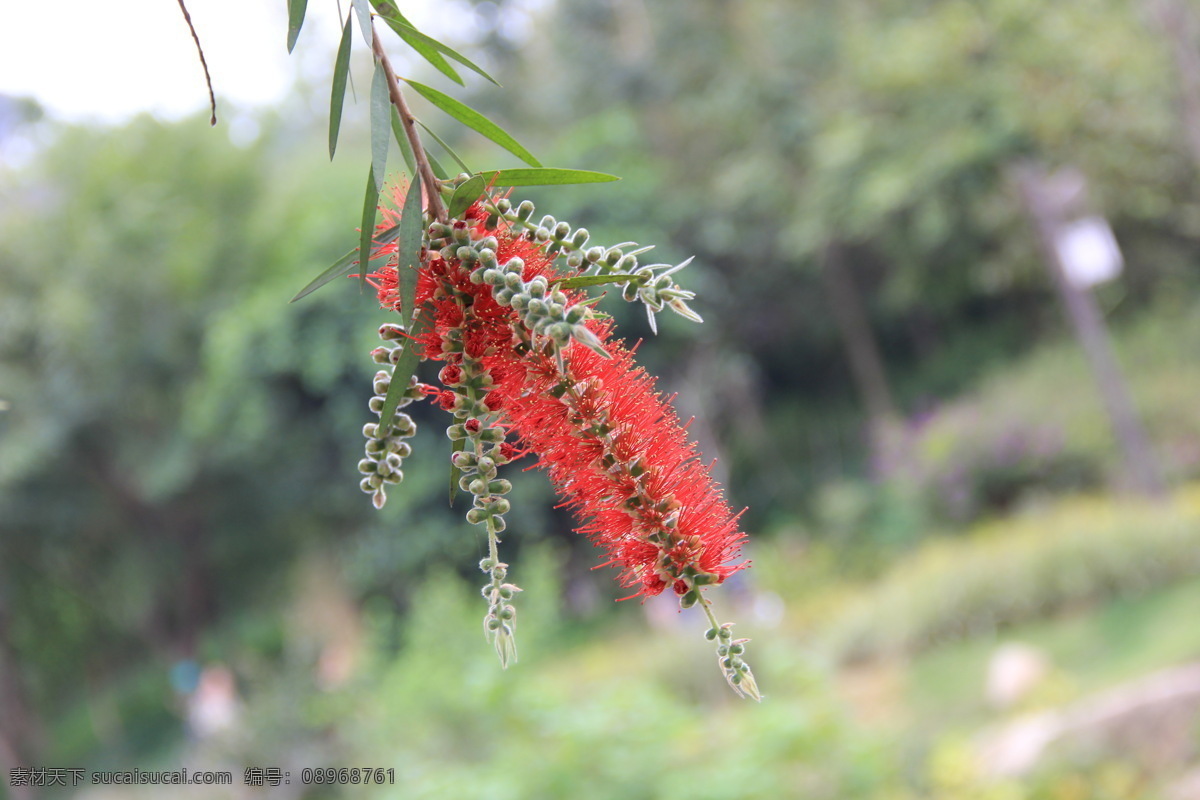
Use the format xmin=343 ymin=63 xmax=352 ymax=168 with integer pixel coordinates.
xmin=824 ymin=485 xmax=1200 ymax=662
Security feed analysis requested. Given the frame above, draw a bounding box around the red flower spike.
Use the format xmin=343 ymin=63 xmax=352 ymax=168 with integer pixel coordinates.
xmin=365 ymin=190 xmax=748 ymax=599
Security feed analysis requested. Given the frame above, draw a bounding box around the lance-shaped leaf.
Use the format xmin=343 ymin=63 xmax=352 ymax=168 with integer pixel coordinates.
xmin=359 ymin=166 xmax=381 ymax=291
xmin=352 ymin=0 xmax=372 ymax=48
xmin=448 ymin=437 xmax=465 ymax=506
xmin=369 ymin=62 xmax=391 ymax=191
xmin=416 ymin=119 xmax=471 ymax=174
xmin=378 ymin=177 xmax=427 ymax=430
xmin=396 ymin=172 xmax=423 ymax=321
xmin=390 ymin=107 xmax=416 ymax=175
xmin=478 ymin=168 xmax=620 ymax=187
xmin=425 ymin=147 xmax=448 ymax=180
xmin=447 ymin=175 xmax=486 ymax=219
xmin=328 ymin=13 xmax=354 ymax=160
xmin=403 ymin=79 xmax=541 ymax=167
xmin=286 ymin=0 xmax=308 ymax=52
xmin=378 ymin=312 xmax=430 ymax=433
xmin=371 ymin=1 xmax=500 ymax=87
xmin=290 ymin=225 xmax=401 ymax=303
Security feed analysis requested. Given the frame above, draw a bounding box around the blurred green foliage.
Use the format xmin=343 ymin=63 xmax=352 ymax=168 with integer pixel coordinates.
xmin=0 ymin=115 xmax=474 ymax=762
xmin=824 ymin=485 xmax=1200 ymax=662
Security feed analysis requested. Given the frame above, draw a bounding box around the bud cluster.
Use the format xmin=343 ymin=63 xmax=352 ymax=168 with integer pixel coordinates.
xmin=427 ymin=219 xmax=607 ymax=358
xmin=704 ymin=621 xmax=760 ymax=701
xmin=433 ymin=268 xmax=524 ymax=666
xmin=359 ymin=324 xmax=423 ymax=509
xmin=482 ymin=195 xmax=702 ymax=332
xmin=479 ymin=556 xmax=520 ymax=667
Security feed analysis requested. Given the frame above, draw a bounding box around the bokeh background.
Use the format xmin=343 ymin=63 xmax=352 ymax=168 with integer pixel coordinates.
xmin=4 ymin=0 xmax=1200 ymax=797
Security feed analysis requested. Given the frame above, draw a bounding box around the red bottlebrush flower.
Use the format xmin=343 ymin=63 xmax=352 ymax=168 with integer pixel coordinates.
xmin=491 ymin=332 xmax=747 ymax=598
xmin=366 ymin=190 xmax=747 ymax=599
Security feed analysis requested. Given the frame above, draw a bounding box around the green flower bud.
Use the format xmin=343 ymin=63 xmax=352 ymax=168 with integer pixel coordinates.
xmin=379 ymin=323 xmax=406 ymax=341
xmin=358 ymin=458 xmax=376 ymax=474
xmin=499 ymin=606 xmax=515 ymax=620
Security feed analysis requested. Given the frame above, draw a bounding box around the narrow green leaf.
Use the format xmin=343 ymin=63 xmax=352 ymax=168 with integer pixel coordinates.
xmin=328 ymin=13 xmax=354 ymax=160
xmin=286 ymin=0 xmax=308 ymax=52
xmin=352 ymin=0 xmax=372 ymax=49
xmin=372 ymin=3 xmax=499 ymax=86
xmin=370 ymin=62 xmax=390 ymax=191
xmin=359 ymin=165 xmax=381 ymax=291
xmin=378 ymin=312 xmax=430 ymax=432
xmin=370 ymin=1 xmax=467 ymax=86
xmin=448 ymin=437 xmax=465 ymax=506
xmin=290 ymin=225 xmax=401 ymax=303
xmin=554 ymin=273 xmax=641 ymax=289
xmin=447 ymin=175 xmax=486 ymax=218
xmin=403 ymin=79 xmax=541 ymax=167
xmin=397 ymin=173 xmax=423 ymax=320
xmin=426 ymin=148 xmax=448 ymax=181
xmin=477 ymin=168 xmax=620 ymax=187
xmin=416 ymin=119 xmax=471 ymax=174
xmin=390 ymin=107 xmax=416 ymax=175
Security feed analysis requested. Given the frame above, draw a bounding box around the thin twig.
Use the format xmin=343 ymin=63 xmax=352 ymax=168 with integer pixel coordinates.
xmin=175 ymin=0 xmax=217 ymax=126
xmin=372 ymin=22 xmax=447 ymax=222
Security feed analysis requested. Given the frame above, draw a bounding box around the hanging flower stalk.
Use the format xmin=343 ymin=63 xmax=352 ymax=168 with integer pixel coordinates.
xmin=358 ymin=185 xmax=760 ymax=700
xmin=284 ymin=5 xmax=761 ymax=698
